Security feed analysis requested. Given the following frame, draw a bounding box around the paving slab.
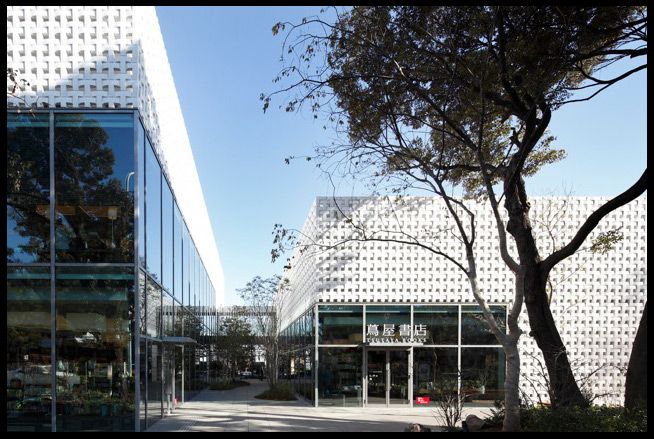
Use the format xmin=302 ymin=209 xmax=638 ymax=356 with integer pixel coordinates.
xmin=147 ymin=379 xmax=493 ymax=432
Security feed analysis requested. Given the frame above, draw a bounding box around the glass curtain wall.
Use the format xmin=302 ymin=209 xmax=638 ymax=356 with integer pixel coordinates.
xmin=279 ymin=309 xmax=315 ymax=403
xmin=279 ymin=304 xmax=507 ymax=408
xmin=7 ymin=110 xmax=219 ymax=431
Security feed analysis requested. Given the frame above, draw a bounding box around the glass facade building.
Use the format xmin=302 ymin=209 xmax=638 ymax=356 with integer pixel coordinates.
xmin=7 ymin=110 xmax=219 ymax=431
xmin=279 ymin=304 xmax=506 ymax=408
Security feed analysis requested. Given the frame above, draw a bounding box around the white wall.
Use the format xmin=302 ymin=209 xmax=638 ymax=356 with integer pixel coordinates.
xmin=280 ymin=195 xmax=647 ymax=405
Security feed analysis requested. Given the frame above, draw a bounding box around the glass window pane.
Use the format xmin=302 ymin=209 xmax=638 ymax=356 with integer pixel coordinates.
xmin=413 ymin=305 xmax=459 ymax=345
xmin=318 ymin=305 xmax=362 ymax=345
xmin=461 ymin=348 xmax=506 ymax=406
xmin=413 ymin=347 xmax=458 ymax=406
xmin=138 ymin=338 xmax=146 ymax=431
xmin=146 ymin=276 xmax=161 ymax=338
xmin=161 ymin=179 xmax=172 ymax=293
xmin=139 ymin=270 xmax=146 ymax=336
xmin=317 ymin=347 xmax=362 ymax=407
xmin=147 ymin=341 xmax=162 ymax=425
xmin=461 ymin=305 xmax=506 ymax=345
xmin=162 ymin=292 xmax=173 ymax=337
xmin=54 ymin=266 xmax=135 ymax=431
xmin=137 ymin=121 xmax=145 ymax=267
xmin=365 ymin=305 xmax=410 ymax=343
xmin=173 ymin=203 xmax=182 ymax=305
xmin=7 ymin=266 xmax=52 ymax=431
xmin=54 ymin=113 xmax=134 ymax=263
xmin=145 ymin=141 xmax=161 ymax=282
xmin=7 ymin=113 xmax=51 ymax=263
xmin=183 ymin=223 xmax=189 ymax=306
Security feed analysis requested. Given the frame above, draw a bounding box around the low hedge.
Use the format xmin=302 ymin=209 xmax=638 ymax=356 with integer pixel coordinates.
xmin=209 ymin=380 xmax=250 ymax=391
xmin=254 ymin=383 xmax=297 ymax=401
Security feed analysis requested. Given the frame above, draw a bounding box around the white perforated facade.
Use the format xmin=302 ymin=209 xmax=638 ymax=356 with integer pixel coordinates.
xmin=281 ymin=196 xmax=647 ymax=405
xmin=6 ymin=6 xmax=224 ymax=303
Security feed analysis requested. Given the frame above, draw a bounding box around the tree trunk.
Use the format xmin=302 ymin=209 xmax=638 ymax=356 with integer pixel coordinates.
xmin=502 ymin=341 xmax=522 ymax=431
xmin=524 ymin=272 xmax=588 ymax=407
xmin=505 ymin=177 xmax=587 ymax=407
xmin=625 ymin=301 xmax=647 ymax=413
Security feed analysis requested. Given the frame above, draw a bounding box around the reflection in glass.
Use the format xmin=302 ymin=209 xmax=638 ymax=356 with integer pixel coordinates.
xmin=413 ymin=348 xmax=458 ymax=406
xmin=162 ymin=292 xmax=174 ymax=337
xmin=461 ymin=348 xmax=506 ymax=406
xmin=318 ymin=305 xmax=362 ymax=344
xmin=147 ymin=342 xmax=162 ymax=427
xmin=366 ymin=350 xmax=386 ymax=404
xmin=173 ymin=204 xmax=183 ymax=305
xmin=365 ymin=306 xmax=410 ymax=343
xmin=54 ymin=266 xmax=135 ymax=431
xmin=413 ymin=305 xmax=458 ymax=345
xmin=7 ymin=266 xmax=52 ymax=431
xmin=389 ymin=350 xmax=409 ymax=404
xmin=139 ymin=339 xmax=146 ymax=432
xmin=54 ymin=113 xmax=134 ymax=263
xmin=161 ymin=180 xmax=173 ymax=293
xmin=318 ymin=348 xmax=362 ymax=406
xmin=145 ymin=277 xmax=161 ymax=338
xmin=461 ymin=306 xmax=506 ymax=345
xmin=7 ymin=113 xmax=50 ymax=263
xmin=139 ymin=271 xmax=146 ymax=336
xmin=145 ymin=140 xmax=161 ymax=281
xmin=137 ymin=121 xmax=145 ymax=267
xmin=183 ymin=224 xmax=190 ymax=306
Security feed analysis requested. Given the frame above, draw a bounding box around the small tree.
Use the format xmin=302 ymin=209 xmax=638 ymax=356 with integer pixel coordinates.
xmin=238 ymin=275 xmax=290 ymax=386
xmin=433 ymin=372 xmax=467 ymax=431
xmin=216 ymin=317 xmax=255 ymax=381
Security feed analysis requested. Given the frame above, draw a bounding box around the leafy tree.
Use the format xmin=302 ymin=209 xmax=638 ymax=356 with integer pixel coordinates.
xmin=264 ymin=6 xmax=646 ymax=429
xmin=216 ymin=317 xmax=255 ymax=381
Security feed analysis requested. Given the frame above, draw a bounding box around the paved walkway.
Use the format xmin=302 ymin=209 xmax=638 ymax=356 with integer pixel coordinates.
xmin=147 ymin=380 xmax=493 ymax=432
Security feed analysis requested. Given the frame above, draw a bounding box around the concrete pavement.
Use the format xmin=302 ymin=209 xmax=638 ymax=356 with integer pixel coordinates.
xmin=146 ymin=380 xmax=493 ymax=432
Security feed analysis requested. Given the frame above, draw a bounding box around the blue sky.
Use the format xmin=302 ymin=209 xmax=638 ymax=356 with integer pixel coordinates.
xmin=156 ymin=7 xmax=647 ymax=305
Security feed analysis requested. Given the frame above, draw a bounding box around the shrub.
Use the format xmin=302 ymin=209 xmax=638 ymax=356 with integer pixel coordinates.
xmin=209 ymin=380 xmax=250 ymax=391
xmin=254 ymin=383 xmax=296 ymax=401
xmin=521 ymin=405 xmax=647 ymax=432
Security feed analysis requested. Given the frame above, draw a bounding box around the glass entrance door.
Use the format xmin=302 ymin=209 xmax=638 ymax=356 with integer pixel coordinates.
xmin=366 ymin=351 xmax=386 ymax=405
xmin=366 ymin=350 xmax=409 ymax=406
xmin=389 ymin=351 xmax=409 ymax=405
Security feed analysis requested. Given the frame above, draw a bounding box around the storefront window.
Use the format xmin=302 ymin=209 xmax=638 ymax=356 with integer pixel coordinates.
xmin=413 ymin=305 xmax=458 ymax=345
xmin=413 ymin=348 xmax=458 ymax=406
xmin=461 ymin=347 xmax=505 ymax=405
xmin=7 ymin=266 xmax=52 ymax=431
xmin=461 ymin=305 xmax=506 ymax=345
xmin=54 ymin=113 xmax=134 ymax=263
xmin=318 ymin=348 xmax=362 ymax=407
xmin=318 ymin=305 xmax=363 ymax=344
xmin=7 ymin=113 xmax=51 ymax=263
xmin=54 ymin=266 xmax=135 ymax=431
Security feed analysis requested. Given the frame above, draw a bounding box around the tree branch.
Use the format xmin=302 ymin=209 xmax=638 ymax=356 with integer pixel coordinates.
xmin=542 ymin=169 xmax=647 ymax=274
